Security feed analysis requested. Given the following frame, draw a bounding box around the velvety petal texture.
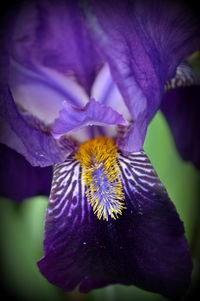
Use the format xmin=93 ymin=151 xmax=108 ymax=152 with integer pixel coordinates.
xmin=52 ymin=98 xmax=126 ymax=139
xmin=84 ymin=0 xmax=200 ymax=152
xmin=0 ymin=143 xmax=52 ymax=201
xmin=38 ymin=150 xmax=192 ymax=299
xmin=0 ymin=2 xmax=196 ymax=298
xmin=161 ymin=85 xmax=200 ymax=169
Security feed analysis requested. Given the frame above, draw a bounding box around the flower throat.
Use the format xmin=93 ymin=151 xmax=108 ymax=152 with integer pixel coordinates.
xmin=75 ymin=136 xmax=125 ymax=221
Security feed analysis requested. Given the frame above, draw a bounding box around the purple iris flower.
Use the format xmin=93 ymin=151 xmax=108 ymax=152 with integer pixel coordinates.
xmin=0 ymin=0 xmax=200 ymax=299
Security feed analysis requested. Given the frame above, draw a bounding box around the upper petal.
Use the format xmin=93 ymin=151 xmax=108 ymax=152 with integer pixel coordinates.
xmin=12 ymin=0 xmax=102 ymax=94
xmin=0 ymin=7 xmax=73 ymax=167
xmin=9 ymin=57 xmax=89 ymax=125
xmin=84 ymin=0 xmax=200 ymax=151
xmin=38 ymin=150 xmax=192 ymax=299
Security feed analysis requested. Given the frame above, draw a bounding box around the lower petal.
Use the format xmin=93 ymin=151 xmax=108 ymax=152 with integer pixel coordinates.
xmin=0 ymin=143 xmax=52 ymax=201
xmin=161 ymin=86 xmax=200 ymax=169
xmin=38 ymin=150 xmax=192 ymax=299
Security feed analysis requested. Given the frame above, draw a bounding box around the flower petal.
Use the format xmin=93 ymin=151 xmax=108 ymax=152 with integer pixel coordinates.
xmin=161 ymin=85 xmax=200 ymax=168
xmin=91 ymin=64 xmax=131 ymax=121
xmin=164 ymin=63 xmax=200 ymax=92
xmin=84 ymin=0 xmax=200 ymax=151
xmin=38 ymin=150 xmax=192 ymax=299
xmin=0 ymin=9 xmax=73 ymax=167
xmin=0 ymin=143 xmax=52 ymax=201
xmin=13 ymin=1 xmax=102 ymax=94
xmin=0 ymin=83 xmax=74 ymax=167
xmin=9 ymin=58 xmax=89 ymax=125
xmin=52 ymin=98 xmax=126 ymax=139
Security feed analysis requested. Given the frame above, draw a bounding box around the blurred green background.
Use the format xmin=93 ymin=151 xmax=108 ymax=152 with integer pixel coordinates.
xmin=0 ymin=110 xmax=199 ymax=301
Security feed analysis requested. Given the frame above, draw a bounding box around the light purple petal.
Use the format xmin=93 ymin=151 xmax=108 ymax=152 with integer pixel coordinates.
xmin=13 ymin=1 xmax=102 ymax=94
xmin=91 ymin=64 xmax=132 ymax=121
xmin=52 ymin=98 xmax=126 ymax=139
xmin=84 ymin=0 xmax=200 ymax=151
xmin=161 ymin=85 xmax=200 ymax=169
xmin=9 ymin=58 xmax=89 ymax=125
xmin=38 ymin=150 xmax=192 ymax=298
xmin=0 ymin=89 xmax=75 ymax=167
xmin=0 ymin=143 xmax=52 ymax=201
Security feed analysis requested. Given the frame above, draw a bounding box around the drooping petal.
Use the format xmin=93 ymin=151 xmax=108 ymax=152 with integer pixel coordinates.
xmin=83 ymin=0 xmax=200 ymax=152
xmin=0 ymin=7 xmax=74 ymax=167
xmin=161 ymin=63 xmax=200 ymax=168
xmin=12 ymin=0 xmax=102 ymax=94
xmin=52 ymin=98 xmax=126 ymax=139
xmin=0 ymin=83 xmax=75 ymax=167
xmin=38 ymin=150 xmax=192 ymax=299
xmin=161 ymin=85 xmax=200 ymax=169
xmin=164 ymin=63 xmax=200 ymax=92
xmin=0 ymin=143 xmax=52 ymax=201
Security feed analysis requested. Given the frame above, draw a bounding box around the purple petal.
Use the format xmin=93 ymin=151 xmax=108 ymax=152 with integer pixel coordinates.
xmin=0 ymin=143 xmax=52 ymax=201
xmin=84 ymin=0 xmax=200 ymax=151
xmin=91 ymin=64 xmax=132 ymax=121
xmin=52 ymin=98 xmax=126 ymax=139
xmin=0 ymin=9 xmax=73 ymax=167
xmin=0 ymin=84 xmax=74 ymax=167
xmin=13 ymin=1 xmax=102 ymax=94
xmin=164 ymin=63 xmax=200 ymax=92
xmin=161 ymin=85 xmax=200 ymax=169
xmin=38 ymin=151 xmax=192 ymax=299
xmin=9 ymin=57 xmax=89 ymax=125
